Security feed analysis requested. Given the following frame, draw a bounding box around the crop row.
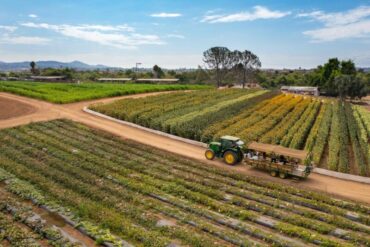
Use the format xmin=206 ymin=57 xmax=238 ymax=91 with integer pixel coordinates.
xmin=1 ymin=120 xmax=370 ymax=246
xmin=92 ymin=89 xmax=274 ymax=141
xmin=42 ymin=120 xmax=370 ymax=245
xmin=50 ymin=119 xmax=370 ymax=218
xmin=213 ymin=94 xmax=299 ymax=142
xmin=0 ymin=125 xmax=298 ymax=246
xmin=352 ymin=105 xmax=370 ymax=175
xmin=348 ymin=104 xmax=369 ymax=176
xmin=352 ymin=105 xmax=370 ymax=138
xmin=0 ymin=167 xmax=129 ymax=247
xmin=259 ymin=97 xmax=312 ymax=145
xmin=91 ymin=89 xmax=369 ymax=177
xmin=287 ymin=101 xmax=321 ymax=149
xmin=0 ymin=125 xmax=276 ymax=246
xmin=0 ymin=191 xmax=81 ymax=247
xmin=0 ymin=209 xmax=45 ymax=247
xmin=304 ymin=102 xmax=332 ymax=164
xmin=326 ymin=102 xmax=350 ymax=173
xmin=0 ymin=81 xmax=210 ymax=103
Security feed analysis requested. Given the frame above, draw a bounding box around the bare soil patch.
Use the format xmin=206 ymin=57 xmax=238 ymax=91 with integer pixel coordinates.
xmin=0 ymin=96 xmax=36 ymax=120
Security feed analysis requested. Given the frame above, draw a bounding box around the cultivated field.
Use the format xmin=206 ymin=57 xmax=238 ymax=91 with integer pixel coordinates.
xmin=0 ymin=119 xmax=369 ymax=247
xmin=91 ymin=90 xmax=370 ymax=177
xmin=0 ymin=81 xmax=209 ymax=104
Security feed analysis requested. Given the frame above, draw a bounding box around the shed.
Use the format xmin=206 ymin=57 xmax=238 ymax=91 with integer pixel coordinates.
xmin=97 ymin=78 xmax=132 ymax=82
xmin=30 ymin=76 xmax=66 ymax=82
xmin=281 ymin=86 xmax=319 ymax=96
xmin=136 ymin=78 xmax=179 ymax=83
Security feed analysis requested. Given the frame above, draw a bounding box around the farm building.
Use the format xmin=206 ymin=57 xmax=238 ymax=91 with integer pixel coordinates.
xmin=0 ymin=77 xmax=20 ymax=81
xmin=30 ymin=76 xmax=67 ymax=82
xmin=97 ymin=78 xmax=132 ymax=82
xmin=136 ymin=78 xmax=179 ymax=83
xmin=281 ymin=86 xmax=319 ymax=96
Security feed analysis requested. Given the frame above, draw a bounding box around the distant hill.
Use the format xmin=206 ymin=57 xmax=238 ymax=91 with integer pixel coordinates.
xmin=0 ymin=60 xmax=120 ymax=71
xmin=359 ymin=67 xmax=370 ymax=72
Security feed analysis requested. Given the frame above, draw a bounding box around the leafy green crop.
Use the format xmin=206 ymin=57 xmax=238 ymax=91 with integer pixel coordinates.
xmin=0 ymin=81 xmax=210 ymax=103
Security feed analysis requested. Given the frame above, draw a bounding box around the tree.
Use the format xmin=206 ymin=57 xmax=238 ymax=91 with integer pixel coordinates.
xmin=125 ymin=69 xmax=133 ymax=76
xmin=153 ymin=65 xmax=164 ymax=78
xmin=340 ymin=60 xmax=356 ymax=75
xmin=232 ymin=50 xmax=261 ymax=88
xmin=168 ymin=70 xmax=176 ymax=77
xmin=346 ymin=75 xmax=367 ymax=99
xmin=333 ymin=75 xmax=350 ymax=99
xmin=30 ymin=61 xmax=36 ymax=75
xmin=232 ymin=62 xmax=244 ymax=85
xmin=319 ymin=58 xmax=340 ymax=91
xmin=203 ymin=47 xmax=232 ymax=87
xmin=333 ymin=75 xmax=367 ymax=99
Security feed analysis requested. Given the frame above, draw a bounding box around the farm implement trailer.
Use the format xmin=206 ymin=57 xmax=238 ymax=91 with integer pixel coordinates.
xmin=205 ymin=136 xmax=313 ymax=179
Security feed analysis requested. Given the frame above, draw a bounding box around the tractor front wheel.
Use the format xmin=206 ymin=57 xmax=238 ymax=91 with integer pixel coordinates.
xmin=223 ymin=151 xmax=237 ymax=165
xmin=205 ymin=149 xmax=215 ymax=160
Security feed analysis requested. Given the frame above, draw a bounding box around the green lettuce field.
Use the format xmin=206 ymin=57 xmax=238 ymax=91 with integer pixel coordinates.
xmin=0 ymin=81 xmax=209 ymax=103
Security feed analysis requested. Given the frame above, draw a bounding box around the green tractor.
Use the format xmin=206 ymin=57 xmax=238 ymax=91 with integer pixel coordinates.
xmin=205 ymin=135 xmax=244 ymax=165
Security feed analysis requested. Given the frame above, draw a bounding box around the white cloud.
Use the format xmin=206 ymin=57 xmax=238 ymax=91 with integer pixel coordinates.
xmin=298 ymin=6 xmax=370 ymax=26
xmin=78 ymin=24 xmax=135 ymax=32
xmin=201 ymin=6 xmax=290 ymax=23
xmin=28 ymin=14 xmax=38 ymax=18
xmin=167 ymin=34 xmax=185 ymax=39
xmin=21 ymin=22 xmax=164 ymax=49
xmin=0 ymin=35 xmax=50 ymax=45
xmin=298 ymin=6 xmax=370 ymax=42
xmin=22 ymin=23 xmax=135 ymax=32
xmin=303 ymin=20 xmax=370 ymax=42
xmin=0 ymin=25 xmax=18 ymax=32
xmin=0 ymin=23 xmax=48 ymax=45
xmin=150 ymin=12 xmax=182 ymax=18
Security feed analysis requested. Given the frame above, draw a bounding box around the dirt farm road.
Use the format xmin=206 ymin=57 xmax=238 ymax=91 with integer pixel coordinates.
xmin=0 ymin=92 xmax=369 ymax=205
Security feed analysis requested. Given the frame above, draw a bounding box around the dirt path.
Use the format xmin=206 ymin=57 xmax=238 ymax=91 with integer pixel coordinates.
xmin=0 ymin=92 xmax=369 ymax=204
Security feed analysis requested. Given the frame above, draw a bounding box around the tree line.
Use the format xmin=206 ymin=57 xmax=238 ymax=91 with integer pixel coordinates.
xmin=256 ymin=58 xmax=369 ymax=99
xmin=1 ymin=51 xmax=368 ymax=99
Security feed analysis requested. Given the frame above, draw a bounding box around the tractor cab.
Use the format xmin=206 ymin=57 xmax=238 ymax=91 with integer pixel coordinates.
xmin=205 ymin=135 xmax=244 ymax=165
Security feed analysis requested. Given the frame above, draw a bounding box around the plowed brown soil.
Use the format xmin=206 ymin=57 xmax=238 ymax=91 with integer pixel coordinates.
xmin=0 ymin=96 xmax=36 ymax=120
xmin=0 ymin=92 xmax=369 ymax=204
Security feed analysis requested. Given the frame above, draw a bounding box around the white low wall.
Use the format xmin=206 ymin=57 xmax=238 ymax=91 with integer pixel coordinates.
xmin=84 ymin=107 xmax=370 ymax=184
xmin=83 ymin=107 xmax=207 ymax=148
xmin=313 ymin=167 xmax=370 ymax=184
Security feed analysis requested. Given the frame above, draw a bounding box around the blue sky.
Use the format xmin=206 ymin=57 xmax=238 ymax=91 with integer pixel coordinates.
xmin=0 ymin=0 xmax=370 ymax=68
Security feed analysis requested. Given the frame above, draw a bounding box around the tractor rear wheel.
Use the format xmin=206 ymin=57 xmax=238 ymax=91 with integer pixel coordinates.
xmin=205 ymin=149 xmax=215 ymax=160
xmin=270 ymin=170 xmax=278 ymax=177
xmin=223 ymin=151 xmax=237 ymax=165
